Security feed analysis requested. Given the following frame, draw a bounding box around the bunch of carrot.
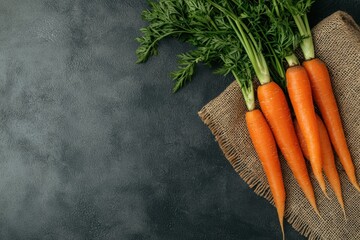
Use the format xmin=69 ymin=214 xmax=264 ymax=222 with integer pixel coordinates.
xmin=260 ymin=0 xmax=359 ymax=226
xmin=136 ymin=0 xmax=360 ymax=238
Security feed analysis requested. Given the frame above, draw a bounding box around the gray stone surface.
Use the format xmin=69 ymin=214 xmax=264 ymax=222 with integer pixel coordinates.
xmin=0 ymin=0 xmax=358 ymax=239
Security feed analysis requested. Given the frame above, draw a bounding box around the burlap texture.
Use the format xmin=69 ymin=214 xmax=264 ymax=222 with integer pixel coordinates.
xmin=198 ymin=11 xmax=360 ymax=240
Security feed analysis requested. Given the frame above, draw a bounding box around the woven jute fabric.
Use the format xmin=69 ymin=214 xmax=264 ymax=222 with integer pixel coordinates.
xmin=198 ymin=11 xmax=360 ymax=240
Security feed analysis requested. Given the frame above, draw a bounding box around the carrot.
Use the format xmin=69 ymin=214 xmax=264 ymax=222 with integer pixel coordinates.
xmin=294 ymin=115 xmax=346 ymax=219
xmin=303 ymin=59 xmax=360 ymax=192
xmin=246 ymin=109 xmax=286 ymax=238
xmin=258 ymin=81 xmax=320 ymax=216
xmin=286 ymin=64 xmax=327 ymax=197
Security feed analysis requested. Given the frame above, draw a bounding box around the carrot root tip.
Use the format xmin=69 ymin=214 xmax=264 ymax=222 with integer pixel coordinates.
xmin=318 ymin=183 xmax=330 ymax=200
xmin=353 ymin=182 xmax=360 ymax=192
xmin=313 ymin=206 xmax=323 ymax=221
xmin=323 ymin=191 xmax=331 ymax=200
xmin=342 ymin=208 xmax=347 ymax=222
xmin=280 ymin=222 xmax=285 ymax=240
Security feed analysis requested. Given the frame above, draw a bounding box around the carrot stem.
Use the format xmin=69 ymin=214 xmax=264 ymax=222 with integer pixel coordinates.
xmin=232 ymin=70 xmax=255 ymax=111
xmin=287 ymin=4 xmax=315 ymax=60
xmin=208 ymin=0 xmax=271 ymax=85
xmin=285 ymin=53 xmax=300 ymax=67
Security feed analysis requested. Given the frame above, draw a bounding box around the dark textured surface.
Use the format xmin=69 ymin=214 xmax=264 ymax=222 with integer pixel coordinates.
xmin=0 ymin=1 xmax=358 ymax=239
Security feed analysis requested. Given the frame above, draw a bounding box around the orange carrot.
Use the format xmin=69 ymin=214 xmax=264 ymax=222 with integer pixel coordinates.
xmin=303 ymin=58 xmax=360 ymax=191
xmin=258 ymin=81 xmax=320 ymax=216
xmin=246 ymin=109 xmax=286 ymax=238
xmin=294 ymin=115 xmax=346 ymax=219
xmin=286 ymin=65 xmax=327 ymax=197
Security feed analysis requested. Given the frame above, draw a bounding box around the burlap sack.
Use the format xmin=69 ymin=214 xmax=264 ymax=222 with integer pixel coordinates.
xmin=198 ymin=11 xmax=360 ymax=240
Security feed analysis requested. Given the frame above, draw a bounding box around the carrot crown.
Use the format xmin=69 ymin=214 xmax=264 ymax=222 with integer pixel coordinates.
xmin=281 ymin=0 xmax=315 ymax=60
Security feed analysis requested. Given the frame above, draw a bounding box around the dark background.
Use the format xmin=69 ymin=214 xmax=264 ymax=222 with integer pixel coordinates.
xmin=0 ymin=0 xmax=358 ymax=239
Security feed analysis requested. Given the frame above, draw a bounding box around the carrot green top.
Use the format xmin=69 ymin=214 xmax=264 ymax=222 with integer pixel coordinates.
xmin=136 ymin=0 xmax=266 ymax=110
xmin=135 ymin=0 xmax=315 ymax=109
xmin=281 ymin=0 xmax=315 ymax=60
